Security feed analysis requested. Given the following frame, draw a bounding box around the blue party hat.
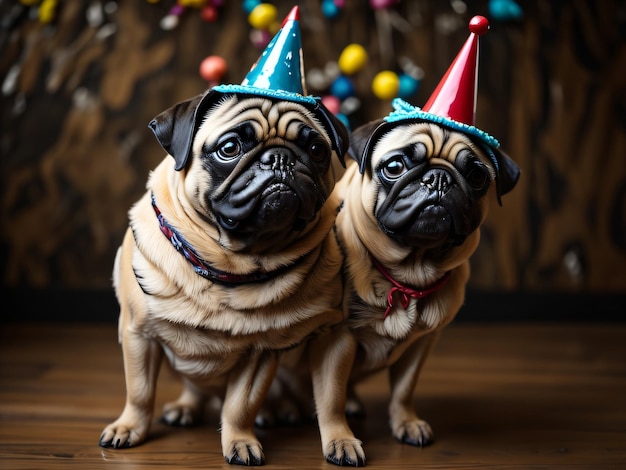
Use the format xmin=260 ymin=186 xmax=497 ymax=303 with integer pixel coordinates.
xmin=212 ymin=6 xmax=317 ymax=106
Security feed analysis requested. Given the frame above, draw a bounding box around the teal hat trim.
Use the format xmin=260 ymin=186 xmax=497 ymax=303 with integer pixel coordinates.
xmin=211 ymin=84 xmax=319 ymax=106
xmin=386 ymin=98 xmax=500 ymax=150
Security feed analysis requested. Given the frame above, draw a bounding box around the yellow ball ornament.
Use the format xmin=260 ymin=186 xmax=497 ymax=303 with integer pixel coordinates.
xmin=248 ymin=3 xmax=278 ymax=30
xmin=38 ymin=0 xmax=58 ymax=24
xmin=338 ymin=44 xmax=368 ymax=75
xmin=372 ymin=70 xmax=399 ymax=100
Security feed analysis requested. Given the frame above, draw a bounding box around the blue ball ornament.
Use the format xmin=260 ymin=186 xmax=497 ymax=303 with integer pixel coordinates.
xmin=489 ymin=0 xmax=523 ymax=21
xmin=242 ymin=0 xmax=262 ymax=15
xmin=397 ymin=73 xmax=420 ymax=99
xmin=322 ymin=0 xmax=340 ymax=19
xmin=330 ymin=75 xmax=355 ymax=100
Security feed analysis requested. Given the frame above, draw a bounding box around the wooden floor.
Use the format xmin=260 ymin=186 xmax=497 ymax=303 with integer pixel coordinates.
xmin=1 ymin=322 xmax=625 ymax=469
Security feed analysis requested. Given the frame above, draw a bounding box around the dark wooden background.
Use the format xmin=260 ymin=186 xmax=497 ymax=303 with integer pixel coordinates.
xmin=1 ymin=1 xmax=625 ymax=320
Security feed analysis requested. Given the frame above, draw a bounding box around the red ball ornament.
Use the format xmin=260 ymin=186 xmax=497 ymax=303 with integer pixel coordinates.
xmin=321 ymin=95 xmax=341 ymax=115
xmin=199 ymin=55 xmax=227 ymax=83
xmin=200 ymin=5 xmax=219 ymax=22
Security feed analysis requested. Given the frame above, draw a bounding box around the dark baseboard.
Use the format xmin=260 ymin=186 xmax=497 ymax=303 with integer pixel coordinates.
xmin=459 ymin=290 xmax=624 ymax=322
xmin=2 ymin=287 xmax=625 ymax=323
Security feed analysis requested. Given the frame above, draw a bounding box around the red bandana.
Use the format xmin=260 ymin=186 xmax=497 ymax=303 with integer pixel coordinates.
xmin=371 ymin=256 xmax=451 ymax=319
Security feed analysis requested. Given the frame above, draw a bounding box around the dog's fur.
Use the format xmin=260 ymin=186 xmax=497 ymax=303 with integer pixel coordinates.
xmin=98 ymin=91 xmax=355 ymax=465
xmin=267 ymin=120 xmax=519 ymax=466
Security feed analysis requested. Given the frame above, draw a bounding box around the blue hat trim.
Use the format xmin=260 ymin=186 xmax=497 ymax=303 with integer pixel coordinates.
xmin=385 ymin=98 xmax=501 ymax=172
xmin=211 ymin=83 xmax=319 ymax=106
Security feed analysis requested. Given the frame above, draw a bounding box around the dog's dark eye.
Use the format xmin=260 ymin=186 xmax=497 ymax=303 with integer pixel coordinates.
xmin=218 ymin=138 xmax=240 ymax=160
xmin=381 ymin=157 xmax=406 ymax=181
xmin=456 ymin=149 xmax=491 ymax=194
xmin=466 ymin=164 xmax=490 ymax=193
xmin=308 ymin=140 xmax=330 ymax=162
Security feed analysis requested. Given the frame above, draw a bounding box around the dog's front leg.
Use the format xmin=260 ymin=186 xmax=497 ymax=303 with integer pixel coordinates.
xmin=388 ymin=330 xmax=441 ymax=446
xmin=310 ymin=326 xmax=365 ymax=467
xmin=99 ymin=325 xmax=163 ymax=448
xmin=221 ymin=349 xmax=278 ymax=466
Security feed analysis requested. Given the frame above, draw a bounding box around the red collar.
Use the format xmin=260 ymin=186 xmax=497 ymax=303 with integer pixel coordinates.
xmin=371 ymin=256 xmax=451 ymax=319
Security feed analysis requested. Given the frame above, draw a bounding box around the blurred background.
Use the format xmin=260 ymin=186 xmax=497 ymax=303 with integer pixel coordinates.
xmin=1 ymin=0 xmax=625 ymax=321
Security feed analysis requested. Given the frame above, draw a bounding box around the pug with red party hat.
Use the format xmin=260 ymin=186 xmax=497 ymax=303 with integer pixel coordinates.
xmin=269 ymin=15 xmax=520 ymax=466
xmin=98 ymin=6 xmax=353 ymax=466
xmin=339 ymin=13 xmax=519 ymax=453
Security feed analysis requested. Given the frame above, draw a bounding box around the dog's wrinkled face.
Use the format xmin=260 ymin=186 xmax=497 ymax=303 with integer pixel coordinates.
xmin=150 ymin=92 xmax=348 ymax=252
xmin=350 ymin=121 xmax=519 ymax=250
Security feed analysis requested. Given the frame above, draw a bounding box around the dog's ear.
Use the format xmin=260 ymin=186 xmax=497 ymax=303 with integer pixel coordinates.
xmin=148 ymin=90 xmax=222 ymax=171
xmin=492 ymin=147 xmax=521 ymax=205
xmin=315 ymin=103 xmax=350 ymax=168
xmin=348 ymin=120 xmax=387 ymax=174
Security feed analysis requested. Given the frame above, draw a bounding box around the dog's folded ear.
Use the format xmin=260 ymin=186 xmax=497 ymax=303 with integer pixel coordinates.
xmin=348 ymin=120 xmax=387 ymax=174
xmin=149 ymin=90 xmax=223 ymax=171
xmin=315 ymin=103 xmax=350 ymax=168
xmin=491 ymin=147 xmax=521 ymax=205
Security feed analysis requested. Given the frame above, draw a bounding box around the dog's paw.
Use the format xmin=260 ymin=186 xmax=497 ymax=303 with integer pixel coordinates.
xmin=161 ymin=401 xmax=202 ymax=427
xmin=224 ymin=439 xmax=265 ymax=466
xmin=392 ymin=418 xmax=434 ymax=447
xmin=98 ymin=422 xmax=145 ymax=449
xmin=324 ymin=438 xmax=366 ymax=467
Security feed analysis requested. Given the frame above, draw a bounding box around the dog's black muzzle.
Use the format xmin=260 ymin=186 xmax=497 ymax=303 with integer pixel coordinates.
xmin=376 ymin=166 xmax=481 ymax=248
xmin=213 ymin=146 xmax=322 ymax=239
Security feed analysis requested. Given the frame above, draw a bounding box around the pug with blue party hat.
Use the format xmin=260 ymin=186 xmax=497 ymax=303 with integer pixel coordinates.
xmin=269 ymin=15 xmax=520 ymax=465
xmin=98 ymin=6 xmax=352 ymax=465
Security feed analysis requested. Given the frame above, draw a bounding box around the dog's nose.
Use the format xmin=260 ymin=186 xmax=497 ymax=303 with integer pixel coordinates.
xmin=260 ymin=148 xmax=295 ymax=171
xmin=421 ymin=169 xmax=453 ymax=195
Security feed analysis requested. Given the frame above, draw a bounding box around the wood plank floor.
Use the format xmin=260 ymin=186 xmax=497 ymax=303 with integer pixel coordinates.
xmin=1 ymin=322 xmax=625 ymax=469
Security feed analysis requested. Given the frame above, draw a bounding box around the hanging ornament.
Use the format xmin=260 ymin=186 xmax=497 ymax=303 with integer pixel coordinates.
xmin=340 ymin=96 xmax=361 ymax=116
xmin=372 ymin=70 xmax=399 ymax=100
xmin=489 ymin=0 xmax=523 ymax=21
xmin=330 ymin=75 xmax=355 ymax=101
xmin=321 ymin=0 xmax=343 ymax=19
xmin=246 ymin=2 xmax=278 ymax=48
xmin=396 ymin=56 xmax=423 ymax=99
xmin=200 ymin=4 xmax=219 ymax=22
xmin=153 ymin=0 xmax=223 ymax=30
xmin=199 ymin=55 xmax=228 ymax=85
xmin=160 ymin=3 xmax=185 ymax=30
xmin=306 ymin=67 xmax=329 ymax=91
xmin=321 ymin=95 xmax=341 ymax=115
xmin=249 ymin=28 xmax=271 ymax=49
xmin=242 ymin=0 xmax=261 ymax=14
xmin=338 ymin=43 xmax=368 ymax=76
xmin=179 ymin=0 xmax=208 ymax=7
xmin=397 ymin=74 xmax=419 ymax=99
xmin=247 ymin=3 xmax=277 ymax=30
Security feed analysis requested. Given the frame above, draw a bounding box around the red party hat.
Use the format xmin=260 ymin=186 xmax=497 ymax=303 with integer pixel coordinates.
xmin=422 ymin=15 xmax=490 ymax=126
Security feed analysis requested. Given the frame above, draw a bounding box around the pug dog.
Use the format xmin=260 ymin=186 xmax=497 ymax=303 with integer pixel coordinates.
xmin=264 ymin=112 xmax=519 ymax=466
xmin=97 ymin=89 xmax=351 ymax=466
xmin=329 ymin=117 xmax=520 ymax=449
